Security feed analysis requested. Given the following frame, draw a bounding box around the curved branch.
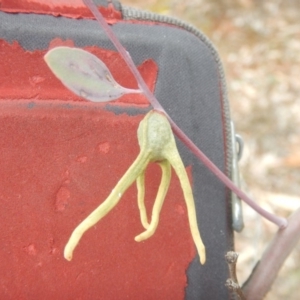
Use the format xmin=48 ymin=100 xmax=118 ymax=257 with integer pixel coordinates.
xmin=242 ymin=206 xmax=300 ymax=300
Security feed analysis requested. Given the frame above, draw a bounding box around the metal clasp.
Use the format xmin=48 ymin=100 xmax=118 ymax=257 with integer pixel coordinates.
xmin=230 ymin=121 xmax=244 ymax=232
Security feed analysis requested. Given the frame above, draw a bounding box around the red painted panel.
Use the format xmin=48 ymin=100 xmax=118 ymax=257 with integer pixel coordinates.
xmin=0 ymin=40 xmax=196 ymax=298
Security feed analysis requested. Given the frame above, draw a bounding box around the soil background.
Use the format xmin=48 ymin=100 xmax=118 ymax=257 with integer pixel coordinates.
xmin=122 ymin=1 xmax=300 ymax=299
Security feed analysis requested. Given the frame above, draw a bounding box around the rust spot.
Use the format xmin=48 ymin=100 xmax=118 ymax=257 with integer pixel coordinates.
xmin=76 ymin=156 xmax=87 ymax=163
xmin=23 ymin=244 xmax=37 ymax=256
xmin=175 ymin=204 xmax=185 ymax=215
xmin=55 ymin=186 xmax=70 ymax=211
xmin=97 ymin=142 xmax=110 ymax=154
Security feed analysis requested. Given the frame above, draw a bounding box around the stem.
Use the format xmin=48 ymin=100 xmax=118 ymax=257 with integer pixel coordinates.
xmin=83 ymin=0 xmax=163 ymax=112
xmin=83 ymin=0 xmax=287 ymax=229
xmin=242 ymin=207 xmax=300 ymax=299
xmin=170 ymin=120 xmax=287 ymax=229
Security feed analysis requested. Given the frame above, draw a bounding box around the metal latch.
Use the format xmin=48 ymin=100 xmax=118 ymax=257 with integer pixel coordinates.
xmin=230 ymin=121 xmax=244 ymax=232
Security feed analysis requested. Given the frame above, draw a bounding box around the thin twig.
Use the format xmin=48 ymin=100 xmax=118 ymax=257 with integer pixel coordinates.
xmin=242 ymin=207 xmax=300 ymax=300
xmin=225 ymin=251 xmax=246 ymax=300
xmin=170 ymin=120 xmax=287 ymax=228
xmin=82 ymin=0 xmax=288 ymax=229
xmin=83 ymin=0 xmax=163 ymax=112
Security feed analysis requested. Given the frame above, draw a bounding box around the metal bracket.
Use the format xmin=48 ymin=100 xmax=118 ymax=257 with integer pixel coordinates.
xmin=230 ymin=121 xmax=244 ymax=232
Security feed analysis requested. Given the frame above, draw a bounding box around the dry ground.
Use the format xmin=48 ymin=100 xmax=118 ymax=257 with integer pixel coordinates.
xmin=122 ymin=1 xmax=300 ymax=299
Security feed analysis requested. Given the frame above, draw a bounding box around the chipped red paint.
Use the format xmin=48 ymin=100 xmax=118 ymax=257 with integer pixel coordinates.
xmin=0 ymin=103 xmax=196 ymax=299
xmin=0 ymin=0 xmax=122 ymax=22
xmin=0 ymin=39 xmax=157 ymax=107
xmin=0 ymin=4 xmax=196 ymax=298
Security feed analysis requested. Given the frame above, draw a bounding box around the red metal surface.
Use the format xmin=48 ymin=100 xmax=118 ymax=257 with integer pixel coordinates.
xmin=0 ymin=34 xmax=196 ymax=298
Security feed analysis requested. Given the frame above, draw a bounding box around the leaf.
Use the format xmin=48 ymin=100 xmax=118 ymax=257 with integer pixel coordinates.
xmin=44 ymin=47 xmax=141 ymax=102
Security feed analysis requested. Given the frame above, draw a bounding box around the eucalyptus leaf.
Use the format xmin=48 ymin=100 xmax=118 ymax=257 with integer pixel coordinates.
xmin=44 ymin=47 xmax=141 ymax=102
